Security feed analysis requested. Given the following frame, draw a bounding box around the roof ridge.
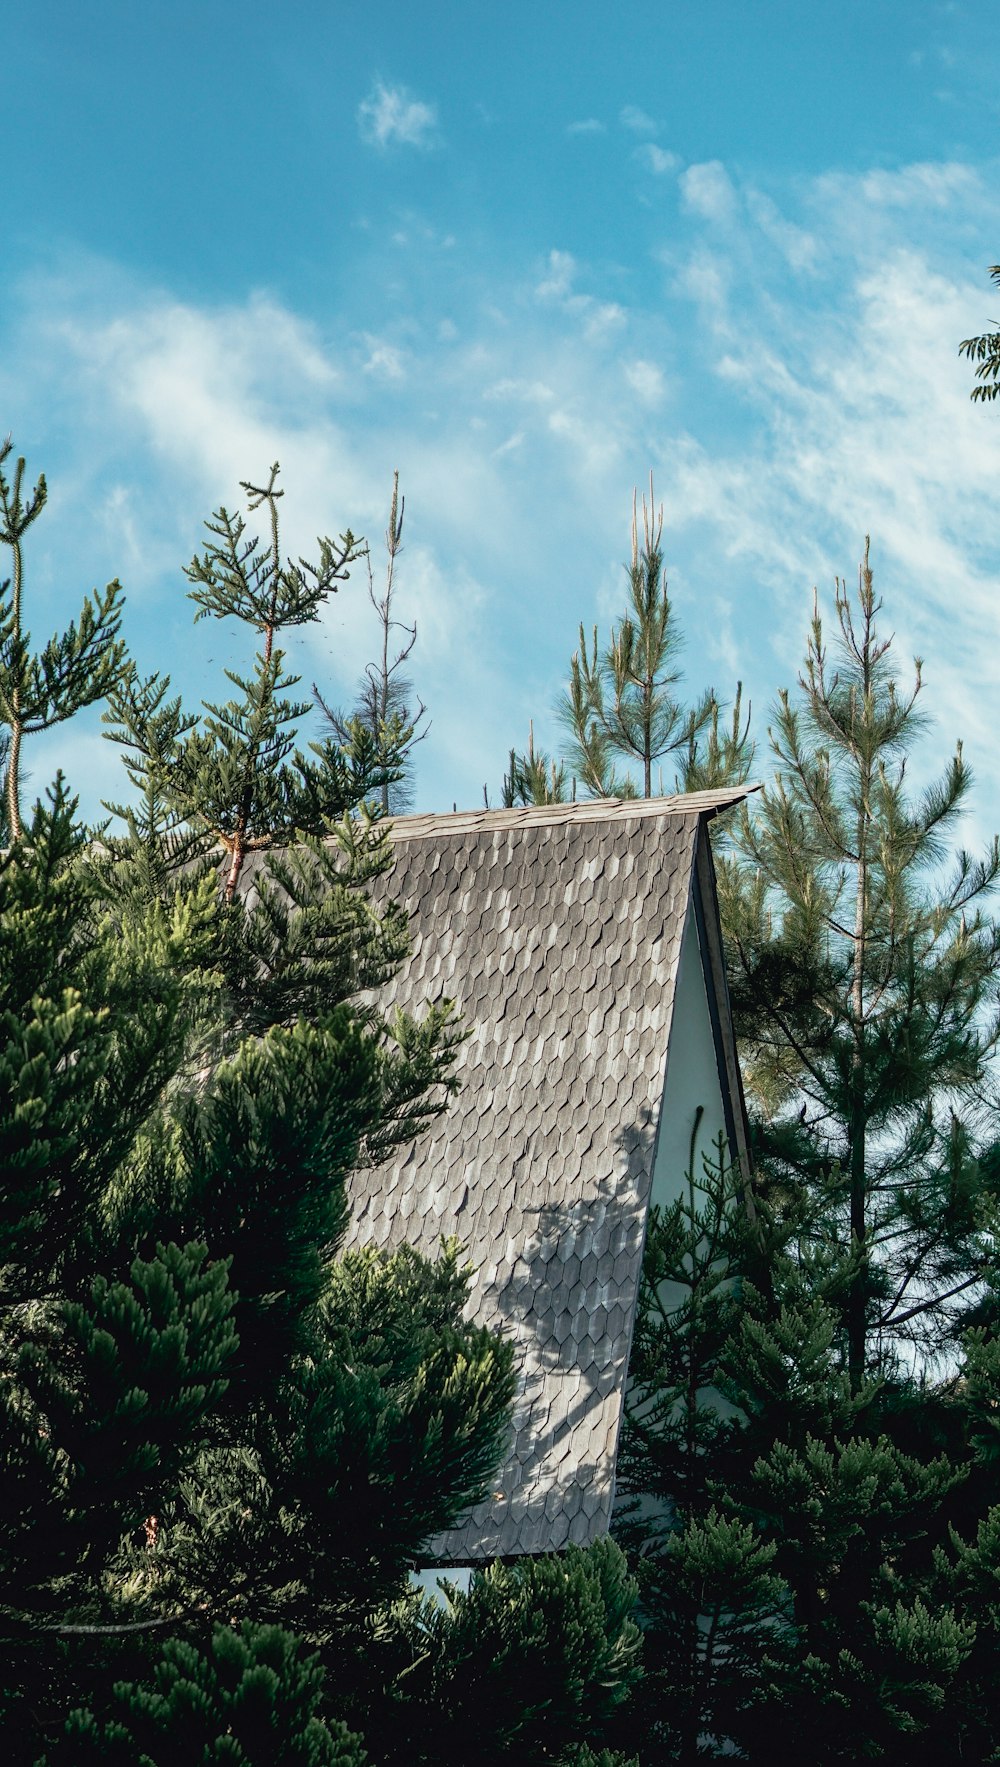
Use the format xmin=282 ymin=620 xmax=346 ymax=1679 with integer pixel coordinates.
xmin=386 ymin=785 xmax=760 ymax=842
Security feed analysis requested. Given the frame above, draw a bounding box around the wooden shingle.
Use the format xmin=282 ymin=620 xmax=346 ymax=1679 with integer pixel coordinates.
xmin=343 ymin=790 xmax=753 ymax=1560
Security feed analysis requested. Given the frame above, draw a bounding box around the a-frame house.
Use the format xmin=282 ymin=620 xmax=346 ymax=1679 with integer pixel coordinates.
xmin=342 ymin=788 xmax=754 ymax=1564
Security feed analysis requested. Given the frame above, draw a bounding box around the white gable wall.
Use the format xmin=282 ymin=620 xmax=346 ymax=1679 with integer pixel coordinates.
xmin=651 ymin=898 xmax=729 ymax=1209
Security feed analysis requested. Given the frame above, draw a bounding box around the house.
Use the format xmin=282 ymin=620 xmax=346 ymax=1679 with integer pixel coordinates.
xmin=342 ymin=788 xmax=755 ymax=1565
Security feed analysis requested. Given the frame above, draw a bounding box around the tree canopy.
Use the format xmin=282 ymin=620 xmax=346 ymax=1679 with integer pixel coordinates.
xmin=503 ymin=474 xmax=752 ymax=806
xmin=0 ymin=447 xmax=644 ymax=1766
xmin=960 ymin=264 xmax=1000 ymax=401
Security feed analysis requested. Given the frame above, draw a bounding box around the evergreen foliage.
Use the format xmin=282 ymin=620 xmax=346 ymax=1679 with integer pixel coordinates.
xmin=718 ymin=539 xmax=1000 ymax=1384
xmin=50 ymin=1624 xmax=367 ymax=1765
xmin=501 ymin=720 xmax=570 ymax=806
xmin=504 ymin=474 xmax=752 ymax=803
xmin=959 ymin=263 xmax=1000 ymax=401
xmin=314 ymin=472 xmax=426 ymax=817
xmin=616 ymin=547 xmax=1000 ymax=1762
xmin=0 ymin=438 xmax=127 ymax=840
xmin=358 ymin=1540 xmax=641 ymax=1765
xmin=0 ymin=459 xmax=642 ymax=1763
xmin=615 ymin=1138 xmax=999 ymax=1763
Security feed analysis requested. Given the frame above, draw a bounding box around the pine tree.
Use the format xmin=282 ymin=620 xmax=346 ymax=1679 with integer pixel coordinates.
xmin=501 ymin=721 xmax=569 ymax=806
xmin=504 ymin=475 xmax=752 ymax=803
xmin=615 ymin=1138 xmax=980 ymax=1764
xmin=1 ymin=461 xmax=644 ymax=1764
xmin=0 ymin=437 xmax=127 ymax=840
xmin=357 ymin=1540 xmax=642 ymax=1766
xmin=98 ymin=464 xmax=435 ymax=1066
xmin=718 ymin=539 xmax=1000 ymax=1388
xmin=314 ymin=472 xmax=427 ymax=817
xmin=959 ymin=263 xmax=1000 ymax=402
xmin=0 ymin=781 xmax=519 ymax=1763
xmin=613 ymin=542 xmax=1000 ymax=1762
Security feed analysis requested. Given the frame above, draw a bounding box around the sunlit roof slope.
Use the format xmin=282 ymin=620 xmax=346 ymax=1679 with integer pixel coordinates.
xmin=340 ymin=788 xmax=753 ymax=1561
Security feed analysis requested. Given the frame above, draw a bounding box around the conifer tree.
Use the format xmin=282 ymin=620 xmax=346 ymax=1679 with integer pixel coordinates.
xmin=718 ymin=539 xmax=1000 ymax=1387
xmin=314 ymin=471 xmax=427 ymax=817
xmin=959 ymin=263 xmax=1000 ymax=401
xmin=501 ymin=721 xmax=569 ymax=806
xmin=0 ymin=438 xmax=127 ymax=840
xmin=1 ymin=461 xmax=644 ymax=1765
xmin=615 ymin=1139 xmax=981 ymax=1764
xmin=504 ymin=475 xmax=752 ymax=803
xmin=612 ymin=542 xmax=1000 ymax=1762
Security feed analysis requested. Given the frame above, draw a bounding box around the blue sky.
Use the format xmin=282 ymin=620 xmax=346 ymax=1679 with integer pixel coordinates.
xmin=3 ymin=0 xmax=1000 ymax=837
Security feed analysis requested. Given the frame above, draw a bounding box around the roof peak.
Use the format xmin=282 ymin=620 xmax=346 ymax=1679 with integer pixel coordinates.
xmin=386 ymin=786 xmax=759 ymax=843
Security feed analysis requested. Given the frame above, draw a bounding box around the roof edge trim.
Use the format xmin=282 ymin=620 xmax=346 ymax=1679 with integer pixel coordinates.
xmin=386 ymin=785 xmax=761 ymax=844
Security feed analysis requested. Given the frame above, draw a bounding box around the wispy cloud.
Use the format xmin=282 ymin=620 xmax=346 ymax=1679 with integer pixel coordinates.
xmin=679 ymin=160 xmax=738 ymax=224
xmin=746 ymin=190 xmax=818 ymax=272
xmin=623 ymin=359 xmax=666 ymax=405
xmin=360 ymin=334 xmax=406 ymax=379
xmin=357 ymin=79 xmax=438 ymax=149
xmin=4 ymin=152 xmax=1000 ymax=832
xmin=567 ymin=117 xmax=606 ymax=136
xmin=636 ymin=143 xmax=679 ymax=176
xmin=0 ymin=253 xmax=644 ymax=819
xmin=656 ymin=193 xmax=1000 ymax=830
xmin=492 ymin=430 xmax=525 ymax=457
xmin=855 ymin=161 xmax=977 ymax=208
xmin=536 ymin=249 xmax=577 ymax=300
xmin=535 ymin=249 xmax=625 ymax=339
xmin=620 ymin=104 xmax=658 ymax=135
xmin=484 ymin=377 xmax=555 ymax=405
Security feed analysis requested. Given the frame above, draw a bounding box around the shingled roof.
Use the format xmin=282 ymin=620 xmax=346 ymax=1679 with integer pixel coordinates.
xmin=341 ymin=788 xmax=754 ymax=1562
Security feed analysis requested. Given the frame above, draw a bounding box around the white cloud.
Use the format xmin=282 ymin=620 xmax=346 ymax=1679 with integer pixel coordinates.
xmin=547 ymin=408 xmax=623 ymax=479
xmin=670 ymin=247 xmax=732 ymax=325
xmin=679 ymin=160 xmax=738 ymax=225
xmin=857 ymin=161 xmax=977 ymax=207
xmin=582 ymin=301 xmax=626 ymax=340
xmin=5 ymin=152 xmax=1000 ymax=833
xmin=636 ymin=143 xmax=679 ymax=176
xmin=620 ymin=105 xmax=658 ymax=135
xmin=536 ymin=250 xmax=577 ymax=299
xmin=746 ymin=190 xmax=818 ymax=272
xmin=623 ymin=359 xmax=666 ymax=406
xmin=484 ymin=378 xmax=554 ymax=404
xmin=668 ymin=252 xmax=1000 ymax=831
xmin=534 ymin=252 xmax=625 ymax=341
xmin=493 ymin=431 xmax=525 ymax=457
xmin=567 ymin=118 xmax=606 ymax=136
xmin=361 ymin=335 xmax=406 ymax=379
xmin=357 ymin=80 xmax=438 ymax=149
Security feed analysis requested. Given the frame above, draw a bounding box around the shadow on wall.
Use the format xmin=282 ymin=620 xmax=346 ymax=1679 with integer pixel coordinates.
xmin=469 ymin=1105 xmax=659 ymax=1553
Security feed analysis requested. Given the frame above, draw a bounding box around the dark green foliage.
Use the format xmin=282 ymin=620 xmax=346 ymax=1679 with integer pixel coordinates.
xmin=361 ymin=1538 xmax=641 ymax=1765
xmin=617 ymin=549 xmax=1000 ymax=1757
xmin=1 ymin=461 xmax=642 ymax=1763
xmin=615 ymin=1143 xmax=986 ymax=1763
xmin=615 ymin=1146 xmax=793 ymax=1761
xmin=561 ymin=478 xmax=724 ymax=798
xmin=717 ymin=540 xmax=1000 ymax=1383
xmin=618 ymin=537 xmax=1000 ymax=1752
xmin=0 ymin=438 xmax=127 ymax=840
xmin=50 ymin=1624 xmax=366 ymax=1765
xmin=502 ymin=722 xmax=569 ymax=806
xmin=101 ymin=460 xmax=367 ymax=908
xmin=0 ymin=779 xmax=520 ymax=1763
xmin=562 ymin=1749 xmax=639 ymax=1767
xmin=316 ymin=1243 xmax=517 ymax=1567
xmin=960 ymin=264 xmax=1000 ymax=401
